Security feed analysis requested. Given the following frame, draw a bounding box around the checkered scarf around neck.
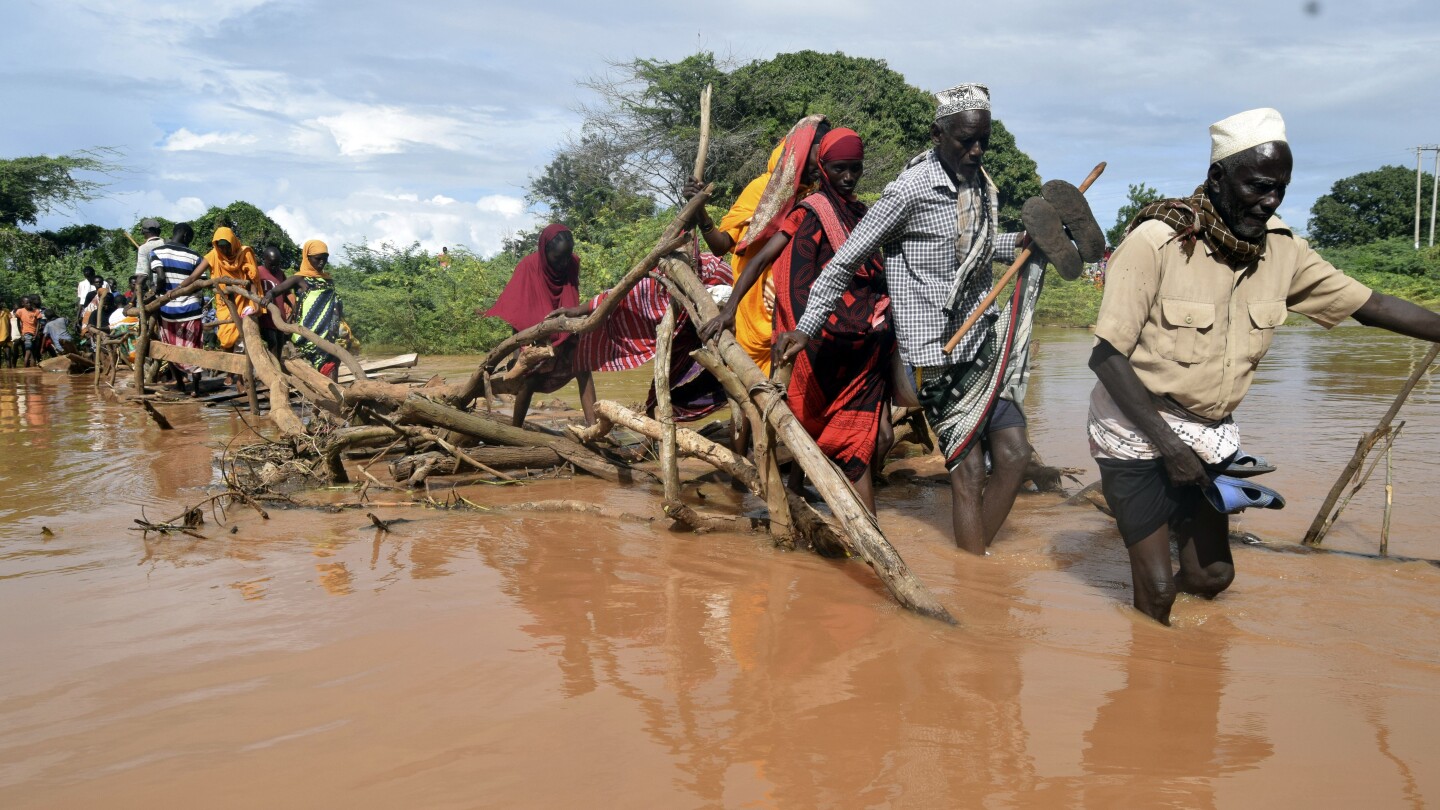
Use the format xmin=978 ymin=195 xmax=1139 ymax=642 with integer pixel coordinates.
xmin=945 ymin=167 xmax=999 ymax=312
xmin=1128 ymin=185 xmax=1265 ymax=266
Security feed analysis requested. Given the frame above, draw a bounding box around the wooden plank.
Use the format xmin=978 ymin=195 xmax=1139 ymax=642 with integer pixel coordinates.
xmin=336 ymin=353 xmax=418 ymax=383
xmin=149 ymin=341 xmax=250 ymax=375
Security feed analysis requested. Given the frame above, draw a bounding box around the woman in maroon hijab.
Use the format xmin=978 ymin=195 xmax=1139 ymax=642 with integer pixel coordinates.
xmin=484 ymin=223 xmax=596 ymax=426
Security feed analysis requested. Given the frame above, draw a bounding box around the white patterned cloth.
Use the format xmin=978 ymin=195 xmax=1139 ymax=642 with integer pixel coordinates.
xmin=1087 ymin=381 xmax=1240 ymax=464
xmin=796 ymin=148 xmax=1019 ymax=368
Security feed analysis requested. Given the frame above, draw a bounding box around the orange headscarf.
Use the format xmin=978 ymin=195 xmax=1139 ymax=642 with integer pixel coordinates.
xmin=204 ymin=226 xmax=258 ymax=284
xmin=296 ymin=239 xmax=331 ymax=279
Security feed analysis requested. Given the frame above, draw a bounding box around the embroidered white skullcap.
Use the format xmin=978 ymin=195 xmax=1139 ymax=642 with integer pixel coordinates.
xmin=1209 ymin=108 xmax=1287 ymax=163
xmin=935 ymin=83 xmax=990 ymax=121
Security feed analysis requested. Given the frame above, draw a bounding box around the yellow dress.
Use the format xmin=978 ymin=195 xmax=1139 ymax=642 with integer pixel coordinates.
xmin=204 ymin=226 xmax=258 ymax=350
xmin=720 ymin=143 xmax=787 ymax=375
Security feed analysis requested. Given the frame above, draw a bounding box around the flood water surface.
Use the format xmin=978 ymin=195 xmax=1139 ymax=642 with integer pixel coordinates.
xmin=1 ymin=326 xmax=1438 ymax=808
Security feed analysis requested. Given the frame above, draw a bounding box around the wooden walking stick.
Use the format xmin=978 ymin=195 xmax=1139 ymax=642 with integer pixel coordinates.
xmin=942 ymin=161 xmax=1107 ymax=354
xmin=692 ymin=84 xmax=712 ymax=182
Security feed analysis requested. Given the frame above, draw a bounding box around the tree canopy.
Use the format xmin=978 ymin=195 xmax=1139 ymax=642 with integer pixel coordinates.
xmin=1307 ymin=164 xmax=1435 ymax=248
xmin=1107 ymin=182 xmax=1165 ymax=247
xmin=533 ymin=50 xmax=1042 ymax=231
xmin=0 ymin=150 xmax=120 ymax=228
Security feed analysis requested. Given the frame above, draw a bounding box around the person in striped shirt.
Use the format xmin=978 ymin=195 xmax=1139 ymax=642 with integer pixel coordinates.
xmin=148 ymin=222 xmax=206 ymax=394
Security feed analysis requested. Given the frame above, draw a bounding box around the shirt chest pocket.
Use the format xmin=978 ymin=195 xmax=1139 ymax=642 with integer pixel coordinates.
xmin=1160 ymin=297 xmax=1215 ymax=364
xmin=1247 ymin=298 xmax=1287 ymax=361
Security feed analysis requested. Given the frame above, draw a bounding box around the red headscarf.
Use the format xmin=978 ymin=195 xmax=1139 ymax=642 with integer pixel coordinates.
xmin=484 ymin=223 xmax=580 ymax=341
xmin=818 ymin=127 xmax=863 ymax=164
xmin=816 ymin=127 xmax=868 ymax=230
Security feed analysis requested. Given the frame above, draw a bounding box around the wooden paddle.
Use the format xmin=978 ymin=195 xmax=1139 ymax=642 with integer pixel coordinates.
xmin=941 ymin=161 xmax=1107 ymax=355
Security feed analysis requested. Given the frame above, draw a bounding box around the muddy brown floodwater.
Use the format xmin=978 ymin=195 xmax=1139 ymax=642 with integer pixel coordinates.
xmin=1 ymin=325 xmax=1437 ymax=808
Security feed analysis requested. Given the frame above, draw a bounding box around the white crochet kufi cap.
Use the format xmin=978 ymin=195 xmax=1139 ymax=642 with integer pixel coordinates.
xmin=935 ymin=83 xmax=990 ymax=121
xmin=1210 ymin=107 xmax=1287 ymax=163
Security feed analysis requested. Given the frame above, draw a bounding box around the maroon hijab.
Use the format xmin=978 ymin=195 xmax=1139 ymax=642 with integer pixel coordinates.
xmin=484 ymin=223 xmax=580 ymax=338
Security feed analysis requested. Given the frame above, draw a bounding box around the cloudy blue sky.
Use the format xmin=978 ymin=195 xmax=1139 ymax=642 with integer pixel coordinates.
xmin=4 ymin=0 xmax=1438 ymax=256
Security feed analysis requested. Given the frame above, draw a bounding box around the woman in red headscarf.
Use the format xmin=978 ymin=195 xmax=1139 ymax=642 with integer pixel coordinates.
xmin=765 ymin=128 xmax=895 ymax=512
xmin=483 ymin=223 xmax=595 ymax=426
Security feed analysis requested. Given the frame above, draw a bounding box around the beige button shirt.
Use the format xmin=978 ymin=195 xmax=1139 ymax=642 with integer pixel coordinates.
xmin=1094 ymin=217 xmax=1373 ymax=420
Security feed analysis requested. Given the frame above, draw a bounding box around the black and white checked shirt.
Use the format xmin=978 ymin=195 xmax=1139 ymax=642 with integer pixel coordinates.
xmin=795 ymin=149 xmax=1019 ymax=368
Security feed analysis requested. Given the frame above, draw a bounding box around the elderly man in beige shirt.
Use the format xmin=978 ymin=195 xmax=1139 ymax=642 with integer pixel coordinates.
xmin=1088 ymin=108 xmax=1440 ymax=626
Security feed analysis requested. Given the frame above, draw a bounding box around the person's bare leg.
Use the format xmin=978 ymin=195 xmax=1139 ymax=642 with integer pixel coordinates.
xmin=1127 ymin=526 xmax=1178 ymax=625
xmin=949 ymin=449 xmax=987 ymax=555
xmin=512 ymin=379 xmax=537 ymax=427
xmin=787 ymin=463 xmax=806 ymax=497
xmin=853 ymin=463 xmax=876 ymax=514
xmin=981 ymin=427 xmax=1032 ymax=546
xmin=576 ymin=371 xmax=597 ymax=426
xmin=874 ymin=406 xmax=894 ymax=478
xmin=1175 ymin=501 xmax=1234 ymax=599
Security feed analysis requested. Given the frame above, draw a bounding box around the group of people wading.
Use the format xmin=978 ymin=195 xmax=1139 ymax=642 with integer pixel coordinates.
xmin=136 ymin=221 xmax=344 ymax=395
xmin=485 ymin=82 xmax=1440 ymax=625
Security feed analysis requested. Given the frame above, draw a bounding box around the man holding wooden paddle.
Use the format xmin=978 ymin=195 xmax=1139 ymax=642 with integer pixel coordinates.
xmin=773 ymin=83 xmax=1104 ymax=554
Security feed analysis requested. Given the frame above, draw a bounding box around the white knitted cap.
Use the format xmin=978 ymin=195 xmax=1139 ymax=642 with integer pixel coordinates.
xmin=935 ymin=83 xmax=990 ymax=121
xmin=1210 ymin=108 xmax=1287 ymax=163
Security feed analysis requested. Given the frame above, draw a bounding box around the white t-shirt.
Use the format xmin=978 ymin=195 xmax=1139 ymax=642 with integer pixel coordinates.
xmin=77 ymin=278 xmax=97 ymax=306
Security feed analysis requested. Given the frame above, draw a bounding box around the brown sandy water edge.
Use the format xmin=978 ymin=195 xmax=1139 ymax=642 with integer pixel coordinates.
xmin=0 ymin=326 xmax=1437 ymax=808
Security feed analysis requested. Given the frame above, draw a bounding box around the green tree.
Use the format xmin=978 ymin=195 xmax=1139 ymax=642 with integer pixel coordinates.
xmin=1308 ymin=165 xmax=1434 ymax=248
xmin=557 ymin=50 xmax=1042 ymax=229
xmin=528 ymin=135 xmax=655 ymax=244
xmin=188 ymin=201 xmax=299 ymax=264
xmin=1107 ymin=182 xmax=1164 ymax=247
xmin=0 ymin=149 xmax=120 ymax=227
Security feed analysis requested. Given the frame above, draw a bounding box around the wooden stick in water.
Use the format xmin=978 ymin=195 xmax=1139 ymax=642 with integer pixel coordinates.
xmin=1304 ymin=342 xmax=1438 ymax=546
xmin=942 ymin=161 xmax=1107 ymax=354
xmin=1381 ymin=441 xmax=1394 ymax=557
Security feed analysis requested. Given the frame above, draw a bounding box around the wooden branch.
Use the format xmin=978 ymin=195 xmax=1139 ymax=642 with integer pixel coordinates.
xmin=148 ymin=341 xmax=250 ymax=375
xmin=692 ymin=84 xmax=712 ymax=181
xmin=658 ymin=257 xmax=957 ymax=624
xmin=457 ymin=187 xmax=716 ymax=407
xmin=1304 ymin=342 xmax=1438 ymax=546
xmin=240 ymin=316 xmax=307 ymax=438
xmin=579 ymin=400 xmax=851 ymax=556
xmin=224 ymin=285 xmax=367 ymax=381
xmin=654 ymin=302 xmax=681 ymax=501
xmin=389 ymin=447 xmax=563 ymax=483
xmin=392 ymin=394 xmax=656 ymax=485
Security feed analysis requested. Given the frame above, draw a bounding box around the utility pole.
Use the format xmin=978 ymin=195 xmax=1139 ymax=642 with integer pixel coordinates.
xmin=1431 ymin=148 xmax=1439 ymax=247
xmin=1415 ymin=145 xmax=1440 ymax=249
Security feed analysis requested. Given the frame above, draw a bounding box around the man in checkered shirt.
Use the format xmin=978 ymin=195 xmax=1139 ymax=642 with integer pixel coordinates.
xmin=773 ymin=83 xmax=1033 ymax=555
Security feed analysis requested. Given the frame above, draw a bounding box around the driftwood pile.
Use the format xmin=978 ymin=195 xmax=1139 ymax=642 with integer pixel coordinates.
xmin=113 ymin=190 xmax=995 ymax=624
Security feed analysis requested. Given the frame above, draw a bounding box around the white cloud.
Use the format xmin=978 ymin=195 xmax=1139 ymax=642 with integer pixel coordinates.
xmin=477 ymin=195 xmax=526 ymax=218
xmin=311 ymin=105 xmax=476 ymax=156
xmin=267 ymin=191 xmax=540 ymax=257
xmin=161 ymin=128 xmax=259 ymax=152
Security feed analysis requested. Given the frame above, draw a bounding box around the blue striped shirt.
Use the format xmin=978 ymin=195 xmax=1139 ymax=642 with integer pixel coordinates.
xmin=149 ymin=243 xmax=204 ymax=322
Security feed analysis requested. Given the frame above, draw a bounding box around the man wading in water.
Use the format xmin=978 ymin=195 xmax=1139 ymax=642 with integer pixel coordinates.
xmin=1089 ymin=108 xmax=1440 ymax=625
xmin=774 ymin=84 xmax=1101 ymax=553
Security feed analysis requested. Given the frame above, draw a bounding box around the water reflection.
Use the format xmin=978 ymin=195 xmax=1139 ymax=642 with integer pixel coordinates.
xmin=1078 ymin=620 xmax=1273 ymax=807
